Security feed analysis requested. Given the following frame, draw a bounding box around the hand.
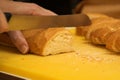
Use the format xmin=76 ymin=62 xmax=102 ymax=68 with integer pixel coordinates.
xmin=0 ymin=0 xmax=57 ymax=54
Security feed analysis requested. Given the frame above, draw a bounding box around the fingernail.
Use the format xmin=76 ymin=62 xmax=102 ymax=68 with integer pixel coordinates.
xmin=20 ymin=45 xmax=29 ymax=54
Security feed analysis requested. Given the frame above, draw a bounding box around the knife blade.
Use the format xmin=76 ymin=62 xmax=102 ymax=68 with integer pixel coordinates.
xmin=5 ymin=13 xmax=91 ymax=31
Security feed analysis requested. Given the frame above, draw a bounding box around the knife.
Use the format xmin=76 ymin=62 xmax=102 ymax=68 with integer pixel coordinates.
xmin=5 ymin=13 xmax=91 ymax=31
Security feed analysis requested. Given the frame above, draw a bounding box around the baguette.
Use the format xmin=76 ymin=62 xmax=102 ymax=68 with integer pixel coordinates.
xmin=0 ymin=28 xmax=74 ymax=56
xmin=76 ymin=13 xmax=120 ymax=52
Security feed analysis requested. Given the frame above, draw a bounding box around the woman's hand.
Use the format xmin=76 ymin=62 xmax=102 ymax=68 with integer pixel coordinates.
xmin=0 ymin=0 xmax=57 ymax=54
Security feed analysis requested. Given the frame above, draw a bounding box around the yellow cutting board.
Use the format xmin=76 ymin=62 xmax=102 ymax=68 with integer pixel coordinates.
xmin=1 ymin=28 xmax=120 ymax=80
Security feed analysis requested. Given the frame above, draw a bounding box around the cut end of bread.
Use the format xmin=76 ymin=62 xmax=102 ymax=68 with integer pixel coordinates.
xmin=25 ymin=28 xmax=74 ymax=56
xmin=42 ymin=30 xmax=74 ymax=56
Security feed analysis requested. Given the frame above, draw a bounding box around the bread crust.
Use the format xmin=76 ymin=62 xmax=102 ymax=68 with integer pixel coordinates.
xmin=106 ymin=30 xmax=120 ymax=52
xmin=76 ymin=13 xmax=120 ymax=52
xmin=89 ymin=20 xmax=120 ymax=44
xmin=76 ymin=13 xmax=112 ymax=37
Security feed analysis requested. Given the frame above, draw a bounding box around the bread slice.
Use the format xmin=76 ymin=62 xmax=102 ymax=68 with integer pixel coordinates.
xmin=0 ymin=28 xmax=74 ymax=56
xmin=89 ymin=20 xmax=120 ymax=44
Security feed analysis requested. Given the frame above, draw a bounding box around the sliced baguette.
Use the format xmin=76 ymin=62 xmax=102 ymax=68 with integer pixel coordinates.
xmin=76 ymin=13 xmax=111 ymax=36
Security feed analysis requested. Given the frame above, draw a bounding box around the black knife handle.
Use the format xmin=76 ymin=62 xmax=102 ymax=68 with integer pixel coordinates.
xmin=4 ymin=13 xmax=12 ymax=22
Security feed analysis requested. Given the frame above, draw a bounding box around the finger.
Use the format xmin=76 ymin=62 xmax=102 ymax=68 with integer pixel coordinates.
xmin=0 ymin=9 xmax=8 ymax=33
xmin=16 ymin=2 xmax=57 ymax=16
xmin=8 ymin=31 xmax=29 ymax=54
xmin=0 ymin=1 xmax=57 ymax=16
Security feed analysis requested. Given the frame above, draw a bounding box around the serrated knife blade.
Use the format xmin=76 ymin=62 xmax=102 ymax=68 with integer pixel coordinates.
xmin=5 ymin=13 xmax=91 ymax=31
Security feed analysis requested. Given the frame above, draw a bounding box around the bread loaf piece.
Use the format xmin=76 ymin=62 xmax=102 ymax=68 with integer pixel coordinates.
xmin=76 ymin=13 xmax=120 ymax=52
xmin=0 ymin=28 xmax=74 ymax=56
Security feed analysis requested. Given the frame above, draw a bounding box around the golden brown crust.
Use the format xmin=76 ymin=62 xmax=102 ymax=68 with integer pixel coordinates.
xmin=85 ymin=17 xmax=115 ymax=40
xmin=76 ymin=13 xmax=112 ymax=37
xmin=89 ymin=20 xmax=120 ymax=44
xmin=105 ymin=30 xmax=120 ymax=52
xmin=76 ymin=26 xmax=89 ymax=36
